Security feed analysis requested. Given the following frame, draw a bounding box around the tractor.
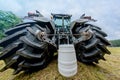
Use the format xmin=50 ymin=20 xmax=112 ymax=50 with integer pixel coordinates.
xmin=0 ymin=11 xmax=111 ymax=77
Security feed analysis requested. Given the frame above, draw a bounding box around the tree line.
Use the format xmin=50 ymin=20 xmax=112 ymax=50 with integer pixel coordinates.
xmin=110 ymin=39 xmax=120 ymax=47
xmin=0 ymin=10 xmax=21 ymax=39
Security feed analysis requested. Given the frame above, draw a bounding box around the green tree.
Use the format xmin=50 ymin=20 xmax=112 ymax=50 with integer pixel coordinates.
xmin=0 ymin=10 xmax=22 ymax=39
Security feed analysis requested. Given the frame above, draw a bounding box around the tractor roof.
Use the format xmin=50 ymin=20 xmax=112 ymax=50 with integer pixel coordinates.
xmin=51 ymin=13 xmax=72 ymax=19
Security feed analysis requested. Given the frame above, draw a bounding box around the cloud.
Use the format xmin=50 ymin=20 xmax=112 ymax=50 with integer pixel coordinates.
xmin=0 ymin=0 xmax=22 ymax=13
xmin=0 ymin=0 xmax=120 ymax=40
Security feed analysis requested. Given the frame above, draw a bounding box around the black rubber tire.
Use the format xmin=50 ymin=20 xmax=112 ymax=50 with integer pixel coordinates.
xmin=72 ymin=24 xmax=111 ymax=63
xmin=0 ymin=22 xmax=56 ymax=74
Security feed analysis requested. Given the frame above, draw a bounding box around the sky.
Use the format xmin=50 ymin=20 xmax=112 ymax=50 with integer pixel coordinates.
xmin=0 ymin=0 xmax=120 ymax=40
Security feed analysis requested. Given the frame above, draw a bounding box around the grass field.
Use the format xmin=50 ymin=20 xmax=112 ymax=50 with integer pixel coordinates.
xmin=0 ymin=47 xmax=120 ymax=80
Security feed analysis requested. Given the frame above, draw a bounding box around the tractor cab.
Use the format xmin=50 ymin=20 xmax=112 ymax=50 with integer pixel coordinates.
xmin=51 ymin=14 xmax=72 ymax=44
xmin=51 ymin=14 xmax=72 ymax=32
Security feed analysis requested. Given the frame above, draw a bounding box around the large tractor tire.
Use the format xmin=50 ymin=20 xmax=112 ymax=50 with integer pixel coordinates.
xmin=71 ymin=22 xmax=111 ymax=63
xmin=0 ymin=21 xmax=57 ymax=74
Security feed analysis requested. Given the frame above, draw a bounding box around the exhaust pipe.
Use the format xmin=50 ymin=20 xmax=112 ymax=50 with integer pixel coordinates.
xmin=58 ymin=44 xmax=77 ymax=77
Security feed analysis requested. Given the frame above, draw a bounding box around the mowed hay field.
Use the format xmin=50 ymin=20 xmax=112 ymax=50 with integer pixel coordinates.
xmin=0 ymin=47 xmax=120 ymax=80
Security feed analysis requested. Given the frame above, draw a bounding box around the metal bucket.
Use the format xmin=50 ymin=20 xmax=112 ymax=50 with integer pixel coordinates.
xmin=58 ymin=44 xmax=77 ymax=77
